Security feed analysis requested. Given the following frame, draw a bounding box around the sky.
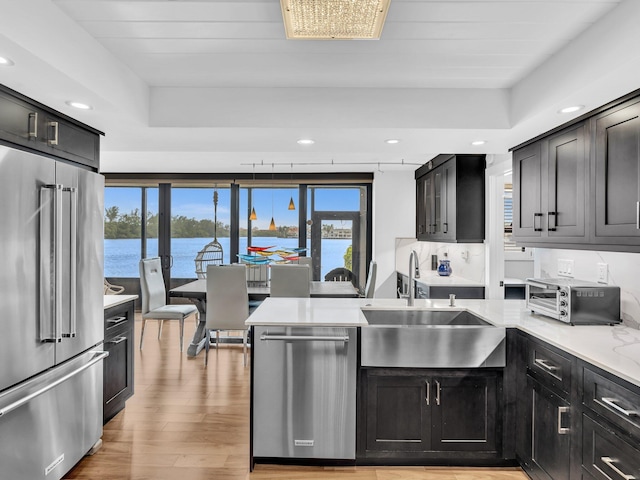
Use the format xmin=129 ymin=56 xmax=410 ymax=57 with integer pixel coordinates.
xmin=104 ymin=186 xmax=363 ymax=230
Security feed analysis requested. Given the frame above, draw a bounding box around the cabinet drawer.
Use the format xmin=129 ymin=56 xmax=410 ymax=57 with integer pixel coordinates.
xmin=582 ymin=367 xmax=640 ymax=442
xmin=105 ymin=314 xmax=130 ymax=335
xmin=527 ymin=340 xmax=572 ymax=397
xmin=582 ymin=414 xmax=640 ymax=480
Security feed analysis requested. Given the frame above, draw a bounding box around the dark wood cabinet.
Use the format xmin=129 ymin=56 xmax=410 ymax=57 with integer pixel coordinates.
xmin=415 ymin=154 xmax=485 ymax=243
xmin=513 ymin=123 xmax=587 ymax=243
xmin=359 ymin=368 xmax=502 ymax=463
xmin=526 ymin=376 xmax=572 ymax=480
xmin=0 ymin=84 xmax=101 ymax=170
xmin=593 ymin=98 xmax=640 ymax=244
xmin=511 ymin=89 xmax=640 ymax=252
xmin=516 ymin=333 xmax=578 ymax=480
xmin=364 ymin=374 xmax=431 ymax=453
xmin=103 ymin=299 xmax=135 ymax=424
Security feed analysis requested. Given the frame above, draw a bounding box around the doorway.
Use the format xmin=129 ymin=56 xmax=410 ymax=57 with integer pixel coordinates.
xmin=310 ymin=211 xmax=361 ymax=285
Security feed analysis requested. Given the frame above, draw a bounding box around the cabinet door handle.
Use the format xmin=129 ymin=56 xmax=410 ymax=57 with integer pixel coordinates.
xmin=48 ymin=121 xmax=59 ymax=145
xmin=28 ymin=112 xmax=38 ymax=138
xmin=108 ymin=336 xmax=127 ymax=345
xmin=534 ymin=357 xmax=558 ymax=372
xmin=547 ymin=212 xmax=557 ymax=231
xmin=534 ymin=213 xmax=543 ymax=232
xmin=443 ymin=222 xmax=448 ymax=234
xmin=636 ymin=201 xmax=639 ymax=230
xmin=601 ymin=397 xmax=639 ymax=417
xmin=557 ymin=406 xmax=570 ymax=434
xmin=601 ymin=457 xmax=636 ymax=480
xmin=435 ymin=380 xmax=441 ymax=406
xmin=425 ymin=381 xmax=430 ymax=406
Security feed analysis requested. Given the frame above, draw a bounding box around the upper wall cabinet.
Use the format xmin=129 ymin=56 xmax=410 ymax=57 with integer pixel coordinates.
xmin=0 ymin=84 xmax=101 ymax=170
xmin=415 ymin=154 xmax=485 ymax=243
xmin=511 ymin=89 xmax=640 ymax=253
xmin=593 ymin=98 xmax=640 ymax=245
xmin=513 ymin=123 xmax=588 ymax=244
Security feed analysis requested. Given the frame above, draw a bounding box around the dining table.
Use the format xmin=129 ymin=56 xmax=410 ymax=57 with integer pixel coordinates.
xmin=170 ymin=279 xmax=360 ymax=357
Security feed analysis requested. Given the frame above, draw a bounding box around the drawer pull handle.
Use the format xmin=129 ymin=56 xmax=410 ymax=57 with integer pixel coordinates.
xmin=557 ymin=406 xmax=570 ymax=434
xmin=107 ymin=336 xmax=127 ymax=345
xmin=534 ymin=358 xmax=558 ymax=372
xmin=107 ymin=316 xmax=127 ymax=326
xmin=601 ymin=457 xmax=636 ymax=480
xmin=601 ymin=397 xmax=639 ymax=417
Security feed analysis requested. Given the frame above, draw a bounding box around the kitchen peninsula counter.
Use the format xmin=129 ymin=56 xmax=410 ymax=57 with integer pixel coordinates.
xmin=247 ymin=297 xmax=640 ymax=387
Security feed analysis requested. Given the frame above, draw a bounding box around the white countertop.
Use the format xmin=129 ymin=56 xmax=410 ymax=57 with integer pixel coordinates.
xmin=104 ymin=295 xmax=138 ymax=310
xmin=247 ymin=297 xmax=640 ymax=388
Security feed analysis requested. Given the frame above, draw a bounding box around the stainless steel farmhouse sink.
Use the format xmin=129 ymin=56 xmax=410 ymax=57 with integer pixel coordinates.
xmin=360 ymin=308 xmax=506 ymax=368
xmin=362 ymin=309 xmax=492 ymax=326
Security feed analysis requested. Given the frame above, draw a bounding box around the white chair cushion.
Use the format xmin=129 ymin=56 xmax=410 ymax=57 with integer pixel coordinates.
xmin=143 ymin=304 xmax=198 ymax=320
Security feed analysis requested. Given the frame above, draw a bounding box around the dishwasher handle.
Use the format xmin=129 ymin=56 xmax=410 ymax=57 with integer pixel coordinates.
xmin=260 ymin=334 xmax=349 ymax=343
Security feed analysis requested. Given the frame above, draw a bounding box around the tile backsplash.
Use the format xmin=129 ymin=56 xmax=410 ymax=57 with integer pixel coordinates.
xmin=535 ymin=249 xmax=640 ymax=329
xmin=395 ymin=238 xmax=486 ymax=283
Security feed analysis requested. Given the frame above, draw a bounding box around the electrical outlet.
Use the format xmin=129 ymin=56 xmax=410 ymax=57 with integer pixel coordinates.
xmin=558 ymin=259 xmax=574 ymax=277
xmin=597 ymin=263 xmax=608 ymax=283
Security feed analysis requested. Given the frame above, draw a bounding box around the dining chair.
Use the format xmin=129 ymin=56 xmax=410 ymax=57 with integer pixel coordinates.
xmin=270 ymin=264 xmax=311 ymax=297
xmin=296 ymin=256 xmax=314 ymax=281
xmin=363 ymin=260 xmax=377 ymax=298
xmin=139 ymin=258 xmax=199 ymax=352
xmin=324 ymin=267 xmax=357 ymax=287
xmin=205 ymin=264 xmax=250 ymax=366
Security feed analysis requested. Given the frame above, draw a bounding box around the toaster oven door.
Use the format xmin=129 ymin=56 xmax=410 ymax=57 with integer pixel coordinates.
xmin=526 ymin=281 xmax=561 ymax=320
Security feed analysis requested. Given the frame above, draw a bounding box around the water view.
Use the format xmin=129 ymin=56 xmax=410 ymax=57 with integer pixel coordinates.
xmin=105 ymin=236 xmax=352 ymax=280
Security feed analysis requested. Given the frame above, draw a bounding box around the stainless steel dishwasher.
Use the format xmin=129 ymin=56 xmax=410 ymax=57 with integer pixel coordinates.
xmin=253 ymin=326 xmax=357 ymax=460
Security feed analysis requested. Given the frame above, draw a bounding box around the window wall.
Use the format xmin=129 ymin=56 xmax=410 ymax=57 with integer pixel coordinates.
xmin=104 ymin=176 xmax=372 ymax=293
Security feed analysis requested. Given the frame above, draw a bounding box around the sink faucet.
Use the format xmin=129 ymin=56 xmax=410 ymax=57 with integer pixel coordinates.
xmin=407 ymin=250 xmax=421 ymax=306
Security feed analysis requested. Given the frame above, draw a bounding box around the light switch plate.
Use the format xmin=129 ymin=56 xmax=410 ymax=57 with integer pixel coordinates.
xmin=558 ymin=259 xmax=574 ymax=277
xmin=597 ymin=263 xmax=608 ymax=283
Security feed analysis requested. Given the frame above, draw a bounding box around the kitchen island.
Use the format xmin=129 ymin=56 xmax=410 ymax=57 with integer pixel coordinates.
xmin=247 ymin=297 xmax=640 ymax=472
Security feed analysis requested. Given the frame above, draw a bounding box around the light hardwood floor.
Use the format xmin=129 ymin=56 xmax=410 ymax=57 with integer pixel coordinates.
xmin=64 ymin=318 xmax=528 ymax=480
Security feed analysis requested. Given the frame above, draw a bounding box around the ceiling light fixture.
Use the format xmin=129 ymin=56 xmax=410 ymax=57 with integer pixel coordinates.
xmin=66 ymin=101 xmax=92 ymax=110
xmin=297 ymin=138 xmax=314 ymax=145
xmin=250 ymin=163 xmax=258 ymax=221
xmin=269 ymin=163 xmax=277 ymax=231
xmin=281 ymin=0 xmax=391 ymax=40
xmin=558 ymin=105 xmax=584 ymax=114
xmin=471 ymin=140 xmax=486 ymax=146
xmin=0 ymin=56 xmax=15 ymax=66
xmin=385 ymin=139 xmax=400 ymax=144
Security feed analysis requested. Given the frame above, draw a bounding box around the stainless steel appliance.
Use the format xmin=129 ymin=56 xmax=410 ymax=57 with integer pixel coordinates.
xmin=525 ymin=278 xmax=621 ymax=325
xmin=0 ymin=145 xmax=107 ymax=479
xmin=253 ymin=326 xmax=357 ymax=460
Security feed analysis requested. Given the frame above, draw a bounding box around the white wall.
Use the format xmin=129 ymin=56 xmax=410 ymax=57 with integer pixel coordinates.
xmin=535 ymin=248 xmax=640 ymax=328
xmin=372 ymin=171 xmax=416 ymax=298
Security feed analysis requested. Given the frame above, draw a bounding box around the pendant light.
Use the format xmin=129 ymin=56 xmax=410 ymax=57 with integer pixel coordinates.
xmin=288 ymin=162 xmax=296 ymax=210
xmin=269 ymin=163 xmax=276 ymax=231
xmin=249 ymin=163 xmax=258 ymax=221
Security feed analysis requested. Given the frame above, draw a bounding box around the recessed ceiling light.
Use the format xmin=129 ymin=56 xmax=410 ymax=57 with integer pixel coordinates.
xmin=66 ymin=101 xmax=93 ymax=110
xmin=0 ymin=56 xmax=15 ymax=66
xmin=558 ymin=105 xmax=584 ymax=114
xmin=471 ymin=140 xmax=486 ymax=146
xmin=385 ymin=139 xmax=400 ymax=144
xmin=297 ymin=139 xmax=314 ymax=145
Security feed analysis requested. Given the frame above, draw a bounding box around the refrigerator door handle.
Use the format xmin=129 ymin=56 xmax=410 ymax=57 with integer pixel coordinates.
xmin=0 ymin=351 xmax=108 ymax=418
xmin=39 ymin=184 xmax=63 ymax=343
xmin=62 ymin=186 xmax=77 ymax=338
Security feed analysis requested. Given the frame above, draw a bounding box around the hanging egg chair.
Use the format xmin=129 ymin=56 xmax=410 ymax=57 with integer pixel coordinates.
xmin=194 ymin=190 xmax=223 ymax=278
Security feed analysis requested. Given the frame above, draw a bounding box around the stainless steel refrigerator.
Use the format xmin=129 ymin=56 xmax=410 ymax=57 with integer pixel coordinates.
xmin=0 ymin=144 xmax=107 ymax=479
